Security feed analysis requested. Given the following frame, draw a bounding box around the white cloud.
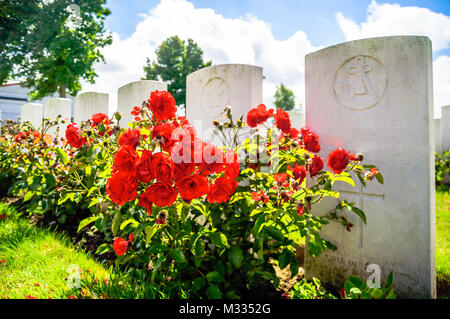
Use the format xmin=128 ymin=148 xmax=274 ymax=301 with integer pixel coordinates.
xmin=336 ymin=0 xmax=450 ymax=117
xmin=336 ymin=0 xmax=450 ymax=52
xmin=81 ymin=0 xmax=318 ymax=115
xmin=434 ymin=55 xmax=450 ymax=117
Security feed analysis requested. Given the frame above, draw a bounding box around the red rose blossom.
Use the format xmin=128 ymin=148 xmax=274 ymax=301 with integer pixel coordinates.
xmin=148 ymin=90 xmax=177 ymax=121
xmin=106 ymin=170 xmax=138 ymax=206
xmin=152 ymin=122 xmax=177 ymax=152
xmin=206 ymin=177 xmax=238 ymax=203
xmin=251 ymin=190 xmax=269 ymax=204
xmin=114 ymin=145 xmax=140 ymax=172
xmin=302 ymin=130 xmax=321 ymax=153
xmin=309 ymin=155 xmax=324 ymax=177
xmin=91 ymin=113 xmax=110 ymax=126
xmin=137 ymin=150 xmax=153 ymax=183
xmin=273 ymin=109 xmax=291 ymax=133
xmin=246 ymin=104 xmax=274 ymax=127
xmin=145 ymin=182 xmax=177 ymax=207
xmin=119 ymin=129 xmax=141 ymax=149
xmin=327 ymin=148 xmax=349 ymax=174
xmin=150 ymin=152 xmax=174 ymax=183
xmin=113 ymin=237 xmax=129 ymax=256
xmin=289 ymin=164 xmax=307 ymax=184
xmin=138 ymin=187 xmax=154 ymax=215
xmin=65 ymin=123 xmax=85 ymax=148
xmin=176 ymin=174 xmax=210 ymax=201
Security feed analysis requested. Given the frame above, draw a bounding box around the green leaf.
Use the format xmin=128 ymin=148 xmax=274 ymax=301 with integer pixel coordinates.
xmin=206 ymin=285 xmax=222 ymax=299
xmin=170 ymin=248 xmax=187 ymax=264
xmin=44 ymin=173 xmax=56 ymax=187
xmin=350 ymin=206 xmax=367 ymax=224
xmin=191 ymin=277 xmax=206 ymax=292
xmin=120 ymin=218 xmax=139 ymax=231
xmin=385 ymin=288 xmax=397 ymax=299
xmin=349 ymin=276 xmax=363 ymax=288
xmin=88 ymin=197 xmax=99 ymax=208
xmin=370 ymin=288 xmax=384 ymax=299
xmin=54 ymin=148 xmax=69 ymax=165
xmin=265 ymin=225 xmax=284 ymax=242
xmin=24 ymin=191 xmax=35 ymax=202
xmin=349 ymin=287 xmax=362 ymax=295
xmin=144 ymin=226 xmax=157 ymax=244
xmin=278 ymin=249 xmax=291 ymax=269
xmin=111 ymin=210 xmax=121 ymax=236
xmin=77 ymin=215 xmax=100 ymax=233
xmin=334 ymin=175 xmax=355 ymax=187
xmin=384 ymin=271 xmax=394 ymax=289
xmin=229 ymin=245 xmax=244 ymax=268
xmin=375 ymin=172 xmax=384 ymax=184
xmin=209 ymin=232 xmax=228 ymax=249
xmin=95 ymin=243 xmax=111 ymax=255
xmin=206 ymin=271 xmax=224 ymax=283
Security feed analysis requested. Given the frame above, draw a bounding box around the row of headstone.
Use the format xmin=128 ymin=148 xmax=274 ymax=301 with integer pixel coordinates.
xmin=15 ymin=36 xmax=437 ymax=298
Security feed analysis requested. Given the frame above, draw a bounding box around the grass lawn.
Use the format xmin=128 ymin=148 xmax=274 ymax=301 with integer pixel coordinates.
xmin=0 ymin=203 xmax=109 ymax=299
xmin=436 ymin=189 xmax=450 ymax=296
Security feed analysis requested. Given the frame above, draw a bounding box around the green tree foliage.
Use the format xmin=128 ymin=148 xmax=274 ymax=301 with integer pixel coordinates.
xmin=0 ymin=0 xmax=112 ymax=99
xmin=274 ymin=83 xmax=296 ymax=111
xmin=142 ymin=35 xmax=211 ymax=110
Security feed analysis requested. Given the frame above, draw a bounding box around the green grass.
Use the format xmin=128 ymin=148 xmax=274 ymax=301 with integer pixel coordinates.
xmin=436 ymin=189 xmax=450 ymax=290
xmin=0 ymin=203 xmax=109 ymax=299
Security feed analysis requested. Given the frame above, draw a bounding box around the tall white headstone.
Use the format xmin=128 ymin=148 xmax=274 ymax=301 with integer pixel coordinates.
xmin=435 ymin=118 xmax=442 ymax=155
xmin=73 ymin=92 xmax=109 ymax=124
xmin=43 ymin=98 xmax=72 ymax=137
xmin=20 ymin=103 xmax=43 ymax=129
xmin=304 ymin=36 xmax=435 ymax=298
xmin=441 ymin=105 xmax=450 ymax=153
xmin=186 ymin=64 xmax=263 ymax=141
xmin=288 ymin=109 xmax=305 ymax=130
xmin=117 ymin=80 xmax=167 ymax=128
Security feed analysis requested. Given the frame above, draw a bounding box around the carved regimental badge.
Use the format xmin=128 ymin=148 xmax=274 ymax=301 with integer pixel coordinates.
xmin=333 ymin=55 xmax=388 ymax=111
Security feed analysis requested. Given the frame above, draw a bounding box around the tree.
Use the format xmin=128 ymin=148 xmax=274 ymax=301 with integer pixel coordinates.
xmin=0 ymin=0 xmax=112 ymax=99
xmin=142 ymin=35 xmax=211 ymax=110
xmin=273 ymin=83 xmax=296 ymax=111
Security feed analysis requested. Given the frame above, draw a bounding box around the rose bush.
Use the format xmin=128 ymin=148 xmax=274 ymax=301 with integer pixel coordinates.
xmin=73 ymin=90 xmax=383 ymax=298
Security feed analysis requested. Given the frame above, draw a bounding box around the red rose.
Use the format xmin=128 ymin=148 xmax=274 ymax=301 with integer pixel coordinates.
xmin=202 ymin=143 xmax=225 ymax=174
xmin=138 ymin=188 xmax=154 ymax=215
xmin=150 ymin=152 xmax=174 ymax=183
xmin=224 ymin=150 xmax=240 ymax=179
xmin=289 ymin=127 xmax=300 ymax=139
xmin=309 ymin=155 xmax=324 ymax=177
xmin=91 ymin=113 xmax=110 ymax=126
xmin=114 ymin=145 xmax=140 ymax=172
xmin=273 ymin=109 xmax=291 ymax=133
xmin=14 ymin=131 xmax=25 ymax=142
xmin=119 ymin=129 xmax=141 ymax=149
xmin=176 ymin=174 xmax=209 ymax=201
xmin=274 ymin=173 xmax=288 ymax=184
xmin=113 ymin=237 xmax=129 ymax=256
xmin=251 ymin=190 xmax=269 ymax=204
xmin=137 ymin=150 xmax=153 ymax=183
xmin=174 ymin=162 xmax=196 ymax=182
xmin=144 ymin=182 xmax=177 ymax=207
xmin=148 ymin=90 xmax=177 ymax=122
xmin=300 ymin=127 xmax=320 ymax=153
xmin=289 ymin=164 xmax=306 ymax=184
xmin=131 ymin=106 xmax=141 ymax=116
xmin=152 ymin=122 xmax=177 ymax=152
xmin=106 ymin=170 xmax=138 ymax=205
xmin=246 ymin=104 xmax=274 ymax=127
xmin=327 ymin=148 xmax=349 ymax=174
xmin=65 ymin=123 xmax=85 ymax=148
xmin=206 ymin=177 xmax=238 ymax=203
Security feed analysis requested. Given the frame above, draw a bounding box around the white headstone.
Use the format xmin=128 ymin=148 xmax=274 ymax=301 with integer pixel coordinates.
xmin=43 ymin=98 xmax=72 ymax=137
xmin=117 ymin=80 xmax=167 ymax=128
xmin=435 ymin=118 xmax=442 ymax=155
xmin=288 ymin=109 xmax=305 ymax=130
xmin=441 ymin=105 xmax=450 ymax=153
xmin=186 ymin=64 xmax=263 ymax=141
xmin=20 ymin=103 xmax=43 ymax=129
xmin=304 ymin=36 xmax=435 ymax=298
xmin=73 ymin=92 xmax=109 ymax=124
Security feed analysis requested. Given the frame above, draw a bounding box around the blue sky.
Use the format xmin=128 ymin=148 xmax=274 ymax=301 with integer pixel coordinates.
xmin=82 ymin=0 xmax=450 ymax=117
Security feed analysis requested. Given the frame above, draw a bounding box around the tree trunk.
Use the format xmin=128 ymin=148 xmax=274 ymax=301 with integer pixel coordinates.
xmin=58 ymin=85 xmax=66 ymax=98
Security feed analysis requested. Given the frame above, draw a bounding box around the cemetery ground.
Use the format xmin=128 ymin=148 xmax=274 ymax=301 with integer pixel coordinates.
xmin=0 ymin=190 xmax=449 ymax=299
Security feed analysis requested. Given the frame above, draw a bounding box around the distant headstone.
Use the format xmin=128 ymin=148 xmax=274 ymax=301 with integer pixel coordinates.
xmin=304 ymin=36 xmax=436 ymax=298
xmin=435 ymin=118 xmax=442 ymax=155
xmin=21 ymin=103 xmax=43 ymax=129
xmin=117 ymin=80 xmax=167 ymax=128
xmin=441 ymin=105 xmax=450 ymax=153
xmin=288 ymin=109 xmax=305 ymax=130
xmin=73 ymin=92 xmax=109 ymax=124
xmin=43 ymin=98 xmax=72 ymax=137
xmin=186 ymin=64 xmax=263 ymax=142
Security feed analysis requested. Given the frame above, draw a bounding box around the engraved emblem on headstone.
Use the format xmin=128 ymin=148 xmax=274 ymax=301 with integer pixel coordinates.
xmin=333 ymin=55 xmax=388 ymax=111
xmin=201 ymin=77 xmax=230 ymax=109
